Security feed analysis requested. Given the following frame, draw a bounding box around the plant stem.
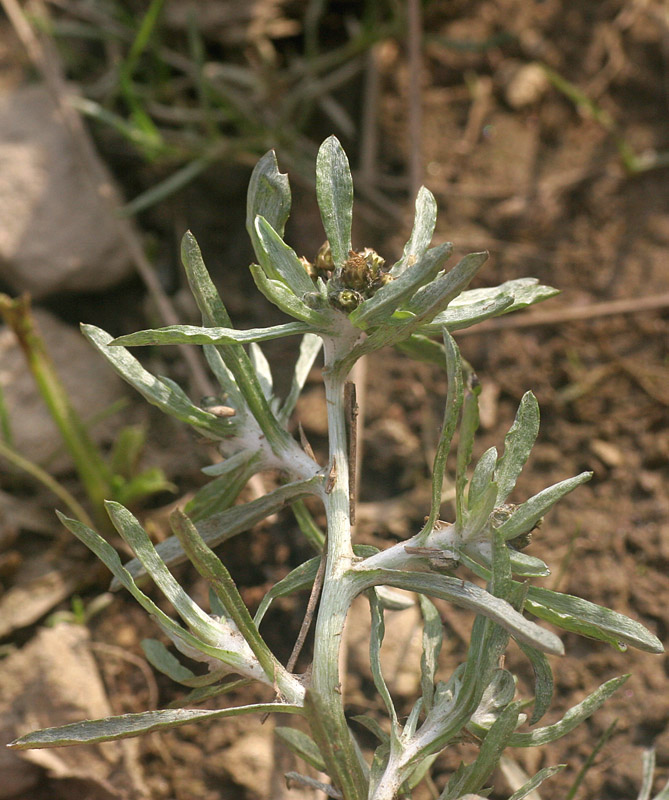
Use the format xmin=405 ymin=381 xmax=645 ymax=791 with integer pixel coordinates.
xmin=308 ymin=340 xmax=366 ymax=800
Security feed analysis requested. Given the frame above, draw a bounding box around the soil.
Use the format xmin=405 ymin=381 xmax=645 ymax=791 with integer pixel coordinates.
xmin=1 ymin=2 xmax=669 ymax=799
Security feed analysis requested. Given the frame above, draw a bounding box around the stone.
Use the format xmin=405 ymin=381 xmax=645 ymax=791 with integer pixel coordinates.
xmin=0 ymin=85 xmax=133 ymax=297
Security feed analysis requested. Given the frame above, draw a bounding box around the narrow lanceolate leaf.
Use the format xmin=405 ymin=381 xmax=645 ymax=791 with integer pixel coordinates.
xmin=445 ymin=278 xmax=559 ymax=318
xmin=391 ymin=186 xmax=437 ymax=276
xmin=491 ymin=675 xmax=629 ymax=747
xmin=441 ymin=702 xmax=522 ymax=800
xmin=517 ymin=641 xmax=554 ymax=725
xmin=57 ymin=512 xmax=249 ymax=669
xmin=468 ymin=447 xmax=498 ymax=511
xmin=186 ymin=452 xmax=260 ymax=521
xmin=497 ymin=472 xmax=593 ymax=542
xmin=506 ymin=549 xmax=550 ymax=578
xmin=114 ymin=476 xmax=322 ymax=585
xmin=254 ymin=216 xmax=317 ymax=296
xmin=353 ymin=568 xmax=564 ymax=656
xmin=421 ymin=330 xmax=464 ymax=535
xmin=249 ymin=264 xmax=332 ymax=327
xmin=112 ymin=321 xmax=312 ymax=348
xmin=8 ymin=703 xmax=302 ymax=750
xmin=104 ymin=502 xmax=216 ymax=640
xmin=393 ymin=333 xmax=447 ymax=370
xmin=275 ymin=727 xmax=327 ymax=772
xmin=180 ymin=232 xmax=293 ymax=453
xmin=455 ymin=369 xmax=481 ymax=526
xmin=368 ymin=592 xmax=400 ymax=733
xmin=494 ymin=392 xmax=540 ymax=505
xmin=168 ymin=509 xmax=283 ymax=689
xmin=407 ymin=251 xmax=488 ymax=321
xmin=280 ymin=333 xmax=322 ymax=423
xmin=505 ymin=765 xmax=566 ymax=800
xmin=141 ymin=638 xmax=227 ymax=687
xmin=316 ymin=135 xmax=353 ymax=269
xmin=81 ymin=325 xmax=233 ymax=440
xmin=421 ymin=294 xmax=514 ymax=333
xmin=254 ymin=556 xmax=321 ymax=626
xmin=349 ymin=242 xmax=453 ymax=328
xmin=526 ymin=586 xmax=664 ymax=654
xmin=419 ymin=594 xmax=443 ymax=711
xmin=246 ymin=149 xmax=291 ymax=241
xmin=181 ymin=231 xmax=233 ymax=328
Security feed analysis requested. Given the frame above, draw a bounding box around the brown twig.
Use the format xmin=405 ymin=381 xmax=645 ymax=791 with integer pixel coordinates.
xmin=455 ymin=292 xmax=669 ymax=337
xmin=285 ymin=540 xmax=327 ymax=674
xmin=2 ymin=0 xmax=213 ymax=399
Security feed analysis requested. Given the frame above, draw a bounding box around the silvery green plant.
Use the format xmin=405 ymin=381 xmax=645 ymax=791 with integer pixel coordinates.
xmin=9 ymin=137 xmax=663 ymax=800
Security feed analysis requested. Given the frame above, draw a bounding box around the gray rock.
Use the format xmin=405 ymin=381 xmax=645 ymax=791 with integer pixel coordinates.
xmin=0 ymin=85 xmax=133 ymax=297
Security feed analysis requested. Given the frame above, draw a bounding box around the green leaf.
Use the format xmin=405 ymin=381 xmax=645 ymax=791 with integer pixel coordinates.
xmin=254 ymin=556 xmax=321 ymax=627
xmin=368 ymin=591 xmax=400 ymax=733
xmin=497 ymin=472 xmax=593 ymax=541
xmin=254 ymin=216 xmax=316 ymax=296
xmin=526 ymin=586 xmax=664 ymax=654
xmin=246 ymin=149 xmax=291 ymax=242
xmin=104 ymin=502 xmax=219 ymax=642
xmin=249 ymin=264 xmax=331 ymax=327
xmin=81 ymin=324 xmax=234 ymax=440
xmin=353 ymin=568 xmax=564 ymax=656
xmin=421 ymin=330 xmax=464 ymax=535
xmin=391 ymin=186 xmax=437 ymax=276
xmin=516 ymin=641 xmax=554 ymax=725
xmin=638 ymin=748 xmax=655 ymax=800
xmin=455 ymin=368 xmax=481 ymax=525
xmin=506 ymin=550 xmax=550 ymax=578
xmin=464 ymin=482 xmax=498 ymax=541
xmin=168 ymin=508 xmax=283 ymax=690
xmin=316 ymin=135 xmax=353 ymax=269
xmin=495 ymin=392 xmax=540 ymax=505
xmin=407 ymin=251 xmax=487 ymax=321
xmin=351 ymin=714 xmax=389 ymax=744
xmin=185 ymin=452 xmax=260 ymax=522
xmin=349 ymin=243 xmax=453 ymax=328
xmin=113 ymin=466 xmax=176 ymax=507
xmin=290 ymin=498 xmax=326 ymax=552
xmin=8 ymin=702 xmax=302 ymax=749
xmin=468 ymin=447 xmax=498 ymax=511
xmin=140 ymin=638 xmax=225 ymax=687
xmin=419 ymin=594 xmax=443 ymax=711
xmin=115 ymin=476 xmax=321 ymax=584
xmin=180 ymin=232 xmax=294 ymax=453
xmin=446 ymin=278 xmax=559 ymax=318
xmin=280 ymin=333 xmax=323 ymax=423
xmin=112 ymin=321 xmax=313 ymax=348
xmin=505 ymin=765 xmax=566 ymax=800
xmin=420 ymin=294 xmax=514 ymax=333
xmin=490 ymin=675 xmax=629 ymax=747
xmin=57 ymin=512 xmax=248 ymax=670
xmin=275 ymin=727 xmax=327 ymax=772
xmin=249 ymin=342 xmax=273 ymax=399
xmin=394 ymin=333 xmax=447 ymax=370
xmin=440 ymin=702 xmax=522 ymax=800
xmin=181 ymin=231 xmax=234 ymax=328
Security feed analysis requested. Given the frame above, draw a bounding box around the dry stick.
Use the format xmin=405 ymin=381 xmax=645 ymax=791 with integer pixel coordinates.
xmin=455 ymin=292 xmax=669 ymax=336
xmin=285 ymin=538 xmax=328 ymax=674
xmin=407 ymin=0 xmax=424 ymax=200
xmin=2 ymin=0 xmax=213 ymax=399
